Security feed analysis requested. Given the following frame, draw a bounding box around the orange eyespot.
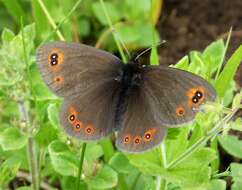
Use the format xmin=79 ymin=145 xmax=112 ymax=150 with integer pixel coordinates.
xmin=187 ymin=86 xmax=205 ymax=107
xmin=54 ymin=76 xmax=64 ymax=84
xmin=68 ymin=106 xmax=78 ymax=124
xmin=134 ymin=136 xmax=142 ymax=144
xmin=85 ymin=123 xmax=94 ymax=135
xmin=143 ymin=128 xmax=157 ymax=142
xmin=73 ymin=120 xmax=84 ymax=132
xmin=48 ymin=48 xmax=64 ymax=68
xmin=123 ymin=135 xmax=131 ymax=144
xmin=176 ymin=106 xmax=185 ymax=116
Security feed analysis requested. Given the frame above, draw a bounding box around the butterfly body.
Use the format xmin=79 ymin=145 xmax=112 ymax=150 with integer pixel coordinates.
xmin=37 ymin=42 xmax=216 ymax=153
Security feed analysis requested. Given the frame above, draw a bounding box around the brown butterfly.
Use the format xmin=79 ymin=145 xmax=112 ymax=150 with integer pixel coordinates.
xmin=36 ymin=42 xmax=216 ymax=153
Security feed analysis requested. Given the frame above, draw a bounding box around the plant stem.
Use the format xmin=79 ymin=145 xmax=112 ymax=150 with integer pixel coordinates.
xmin=99 ymin=0 xmax=127 ymax=63
xmin=215 ymin=27 xmax=232 ymax=80
xmin=37 ymin=0 xmax=65 ymax=41
xmin=167 ymin=108 xmax=238 ymax=169
xmin=161 ymin=142 xmax=167 ymax=168
xmin=42 ymin=0 xmax=82 ymax=43
xmin=27 ymin=137 xmax=40 ymax=190
xmin=21 ymin=18 xmax=39 ymax=190
xmin=156 ymin=142 xmax=168 ymax=190
xmin=76 ymin=143 xmax=87 ymax=190
xmin=19 ymin=100 xmax=39 ymax=190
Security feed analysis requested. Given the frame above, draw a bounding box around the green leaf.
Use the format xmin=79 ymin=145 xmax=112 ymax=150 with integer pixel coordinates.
xmin=79 ymin=17 xmax=91 ymax=37
xmin=1 ymin=28 xmax=15 ymax=44
xmin=15 ymin=187 xmax=32 ymax=190
xmin=31 ymin=0 xmax=50 ymax=40
xmin=166 ymin=127 xmax=189 ymax=163
xmin=124 ymin=0 xmax=151 ymax=20
xmin=166 ymin=128 xmax=181 ymax=140
xmin=21 ymin=23 xmax=36 ymax=44
xmin=132 ymin=174 xmax=156 ymax=190
xmin=231 ymin=163 xmax=242 ymax=190
xmin=92 ymin=2 xmax=122 ymax=26
xmin=86 ymin=165 xmax=118 ymax=189
xmin=85 ymin=143 xmax=104 ymax=162
xmin=99 ymin=138 xmax=115 ymax=162
xmin=232 ymin=90 xmax=242 ymax=109
xmin=127 ymin=148 xmax=163 ymax=175
xmin=206 ymin=179 xmax=226 ymax=190
xmin=47 ymin=103 xmax=60 ymax=127
xmin=113 ymin=23 xmax=160 ymax=50
xmin=109 ymin=152 xmax=136 ymax=174
xmin=48 ymin=140 xmax=79 ymax=176
xmin=30 ymin=64 xmax=58 ymax=100
xmin=188 ymin=124 xmax=204 ymax=147
xmin=230 ymin=118 xmax=242 ymax=132
xmin=167 ymin=148 xmax=216 ymax=187
xmin=203 ymin=39 xmax=225 ymax=75
xmin=61 ymin=176 xmax=87 ymax=190
xmin=218 ymin=135 xmax=242 ymax=159
xmin=0 ymin=156 xmax=22 ymax=187
xmin=34 ymin=122 xmax=58 ymax=148
xmin=188 ymin=51 xmax=205 ymax=76
xmin=127 ymin=146 xmax=216 ymax=187
xmin=150 ymin=47 xmax=159 ymax=65
xmin=215 ymin=45 xmax=242 ymax=98
xmin=174 ymin=55 xmax=189 ymax=70
xmin=84 ymin=143 xmax=104 ymax=175
xmin=0 ymin=127 xmax=27 ymax=151
xmin=1 ymin=0 xmax=26 ymax=26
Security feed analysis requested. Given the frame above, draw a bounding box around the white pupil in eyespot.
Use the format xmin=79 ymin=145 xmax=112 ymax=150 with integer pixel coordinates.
xmin=51 ymin=60 xmax=57 ymax=65
xmin=70 ymin=115 xmax=75 ymax=121
xmin=196 ymin=92 xmax=201 ymax=97
xmin=146 ymin=134 xmax=151 ymax=139
xmin=192 ymin=97 xmax=198 ymax=103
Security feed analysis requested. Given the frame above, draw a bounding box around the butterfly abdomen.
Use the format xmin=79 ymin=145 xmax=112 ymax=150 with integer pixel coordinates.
xmin=114 ymin=63 xmax=143 ymax=128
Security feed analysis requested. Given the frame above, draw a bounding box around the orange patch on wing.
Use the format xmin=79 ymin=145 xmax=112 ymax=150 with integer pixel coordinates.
xmin=187 ymin=86 xmax=205 ymax=107
xmin=176 ymin=106 xmax=185 ymax=116
xmin=123 ymin=135 xmax=131 ymax=144
xmin=73 ymin=120 xmax=84 ymax=132
xmin=54 ymin=76 xmax=64 ymax=84
xmin=48 ymin=48 xmax=65 ymax=71
xmin=134 ymin=136 xmax=142 ymax=145
xmin=68 ymin=106 xmax=78 ymax=124
xmin=85 ymin=123 xmax=94 ymax=135
xmin=143 ymin=128 xmax=157 ymax=142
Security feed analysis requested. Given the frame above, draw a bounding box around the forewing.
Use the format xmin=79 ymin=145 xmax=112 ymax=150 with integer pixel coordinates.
xmin=116 ymin=86 xmax=167 ymax=153
xmin=36 ymin=42 xmax=123 ymax=139
xmin=142 ymin=65 xmax=216 ymax=127
xmin=36 ymin=41 xmax=122 ymax=97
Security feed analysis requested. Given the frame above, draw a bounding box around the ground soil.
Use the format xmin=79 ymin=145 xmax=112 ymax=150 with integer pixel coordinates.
xmin=158 ymin=0 xmax=242 ymax=88
xmin=157 ymin=1 xmax=242 ymax=188
xmin=158 ymin=0 xmax=242 ymax=67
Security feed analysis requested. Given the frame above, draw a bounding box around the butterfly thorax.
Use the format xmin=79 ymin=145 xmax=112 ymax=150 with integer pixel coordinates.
xmin=118 ymin=62 xmax=143 ymax=88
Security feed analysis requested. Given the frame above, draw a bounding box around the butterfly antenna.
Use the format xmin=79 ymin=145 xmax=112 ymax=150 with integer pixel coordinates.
xmin=134 ymin=40 xmax=166 ymax=61
xmin=112 ymin=28 xmax=131 ymax=59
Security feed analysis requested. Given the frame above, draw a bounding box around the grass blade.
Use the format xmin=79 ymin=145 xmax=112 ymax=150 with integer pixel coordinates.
xmin=215 ymin=45 xmax=242 ymax=98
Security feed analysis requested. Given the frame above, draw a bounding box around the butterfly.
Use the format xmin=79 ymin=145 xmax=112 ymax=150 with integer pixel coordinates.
xmin=36 ymin=42 xmax=216 ymax=153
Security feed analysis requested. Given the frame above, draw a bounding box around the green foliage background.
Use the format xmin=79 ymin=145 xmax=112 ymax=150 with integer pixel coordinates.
xmin=0 ymin=0 xmax=241 ymax=190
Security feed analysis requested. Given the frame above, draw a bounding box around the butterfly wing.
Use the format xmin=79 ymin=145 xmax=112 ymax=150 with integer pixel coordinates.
xmin=60 ymin=80 xmax=121 ymax=140
xmin=116 ymin=86 xmax=167 ymax=153
xmin=36 ymin=42 xmax=123 ymax=140
xmin=36 ymin=42 xmax=122 ymax=97
xmin=142 ymin=65 xmax=216 ymax=127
